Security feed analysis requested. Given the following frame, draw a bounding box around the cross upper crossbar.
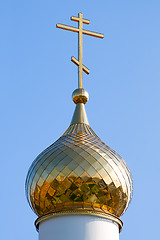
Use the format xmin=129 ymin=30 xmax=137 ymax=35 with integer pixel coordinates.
xmin=71 ymin=16 xmax=90 ymax=24
xmin=56 ymin=13 xmax=104 ymax=89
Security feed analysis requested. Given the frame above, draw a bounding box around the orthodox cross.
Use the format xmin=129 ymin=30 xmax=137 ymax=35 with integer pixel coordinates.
xmin=56 ymin=12 xmax=104 ymax=89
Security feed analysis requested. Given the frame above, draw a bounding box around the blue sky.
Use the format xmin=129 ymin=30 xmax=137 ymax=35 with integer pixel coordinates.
xmin=0 ymin=1 xmax=160 ymax=239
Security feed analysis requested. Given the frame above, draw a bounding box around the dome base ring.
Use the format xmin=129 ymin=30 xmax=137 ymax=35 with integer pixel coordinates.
xmin=35 ymin=209 xmax=123 ymax=232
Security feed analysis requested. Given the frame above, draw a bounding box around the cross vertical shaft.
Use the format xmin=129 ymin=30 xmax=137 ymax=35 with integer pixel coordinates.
xmin=78 ymin=13 xmax=83 ymax=89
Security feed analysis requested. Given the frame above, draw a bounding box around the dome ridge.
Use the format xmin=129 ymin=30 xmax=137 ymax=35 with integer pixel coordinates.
xmin=63 ymin=123 xmax=97 ymax=137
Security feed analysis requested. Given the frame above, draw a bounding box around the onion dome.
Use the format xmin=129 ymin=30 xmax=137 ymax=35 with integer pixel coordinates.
xmin=26 ymin=13 xmax=133 ymax=229
xmin=25 ymin=88 xmax=133 ymax=220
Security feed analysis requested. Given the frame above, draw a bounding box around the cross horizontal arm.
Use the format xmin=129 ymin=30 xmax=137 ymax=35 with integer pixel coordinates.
xmin=71 ymin=56 xmax=90 ymax=75
xmin=83 ymin=29 xmax=104 ymax=39
xmin=56 ymin=24 xmax=104 ymax=39
xmin=56 ymin=23 xmax=79 ymax=33
xmin=71 ymin=16 xmax=90 ymax=24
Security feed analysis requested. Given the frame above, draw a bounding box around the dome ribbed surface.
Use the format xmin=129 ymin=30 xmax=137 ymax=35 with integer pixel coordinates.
xmin=26 ymin=120 xmax=132 ymax=218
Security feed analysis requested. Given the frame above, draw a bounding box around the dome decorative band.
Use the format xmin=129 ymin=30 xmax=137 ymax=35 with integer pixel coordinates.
xmin=35 ymin=209 xmax=123 ymax=232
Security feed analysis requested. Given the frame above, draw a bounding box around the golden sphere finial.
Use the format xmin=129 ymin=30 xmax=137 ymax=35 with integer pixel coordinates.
xmin=72 ymin=88 xmax=89 ymax=104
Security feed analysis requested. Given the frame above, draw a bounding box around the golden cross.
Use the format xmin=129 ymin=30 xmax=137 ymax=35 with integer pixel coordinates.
xmin=56 ymin=13 xmax=104 ymax=89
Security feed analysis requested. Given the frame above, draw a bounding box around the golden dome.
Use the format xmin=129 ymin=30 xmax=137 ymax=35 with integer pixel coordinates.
xmin=25 ymin=99 xmax=133 ymax=218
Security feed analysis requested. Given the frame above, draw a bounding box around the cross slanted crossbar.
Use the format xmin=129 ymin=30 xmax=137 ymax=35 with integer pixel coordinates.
xmin=56 ymin=12 xmax=104 ymax=89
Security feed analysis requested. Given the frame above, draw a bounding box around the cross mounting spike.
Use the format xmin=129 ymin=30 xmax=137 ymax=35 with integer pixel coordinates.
xmin=56 ymin=12 xmax=104 ymax=89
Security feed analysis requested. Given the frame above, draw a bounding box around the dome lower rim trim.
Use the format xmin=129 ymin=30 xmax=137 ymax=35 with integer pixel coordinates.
xmin=35 ymin=210 xmax=123 ymax=232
